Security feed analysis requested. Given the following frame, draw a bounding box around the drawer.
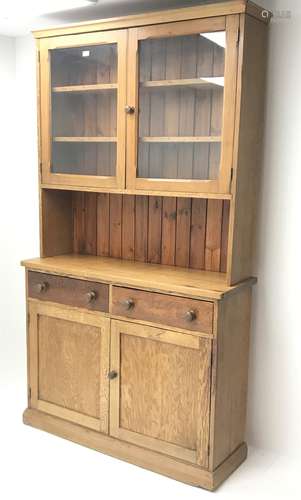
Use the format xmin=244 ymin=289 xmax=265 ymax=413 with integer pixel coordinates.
xmin=111 ymin=287 xmax=213 ymax=334
xmin=28 ymin=271 xmax=109 ymax=312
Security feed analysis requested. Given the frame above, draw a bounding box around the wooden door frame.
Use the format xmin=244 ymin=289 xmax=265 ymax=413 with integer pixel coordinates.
xmin=126 ymin=15 xmax=239 ymax=195
xmin=28 ymin=300 xmax=110 ymax=433
xmin=109 ymin=320 xmax=212 ymax=467
xmin=39 ymin=30 xmax=127 ymax=189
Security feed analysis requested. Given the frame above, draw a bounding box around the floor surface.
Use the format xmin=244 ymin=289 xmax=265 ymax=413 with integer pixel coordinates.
xmin=1 ymin=382 xmax=300 ymax=500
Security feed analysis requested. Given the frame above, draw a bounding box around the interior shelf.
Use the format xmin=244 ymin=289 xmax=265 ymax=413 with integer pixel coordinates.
xmin=21 ymin=254 xmax=255 ymax=300
xmin=140 ymin=77 xmax=224 ymax=90
xmin=52 ymin=83 xmax=118 ymax=93
xmin=53 ymin=136 xmax=117 ymax=143
xmin=139 ymin=136 xmax=221 ymax=143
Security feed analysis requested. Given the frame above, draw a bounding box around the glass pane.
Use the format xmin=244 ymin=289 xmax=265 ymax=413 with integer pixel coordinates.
xmin=138 ymin=32 xmax=225 ymax=180
xmin=50 ymin=44 xmax=118 ymax=176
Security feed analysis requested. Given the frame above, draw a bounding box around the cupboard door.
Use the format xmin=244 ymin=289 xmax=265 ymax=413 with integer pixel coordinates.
xmin=126 ymin=16 xmax=239 ymax=195
xmin=110 ymin=320 xmax=212 ymax=467
xmin=28 ymin=301 xmax=110 ymax=433
xmin=39 ymin=30 xmax=127 ymax=189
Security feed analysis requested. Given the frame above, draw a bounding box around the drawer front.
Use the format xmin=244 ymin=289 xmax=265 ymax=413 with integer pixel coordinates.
xmin=111 ymin=287 xmax=213 ymax=334
xmin=28 ymin=271 xmax=109 ymax=312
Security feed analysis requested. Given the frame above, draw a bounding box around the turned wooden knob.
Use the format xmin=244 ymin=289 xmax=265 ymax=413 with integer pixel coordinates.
xmin=107 ymin=370 xmax=118 ymax=380
xmin=86 ymin=291 xmax=97 ymax=303
xmin=120 ymin=298 xmax=135 ymax=310
xmin=125 ymin=105 xmax=135 ymax=114
xmin=185 ymin=310 xmax=197 ymax=322
xmin=36 ymin=282 xmax=48 ymax=293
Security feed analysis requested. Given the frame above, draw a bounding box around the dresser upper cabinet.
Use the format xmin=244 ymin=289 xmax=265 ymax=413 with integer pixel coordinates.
xmin=127 ymin=16 xmax=238 ymax=195
xmin=39 ymin=15 xmax=239 ymax=195
xmin=39 ymin=30 xmax=127 ymax=189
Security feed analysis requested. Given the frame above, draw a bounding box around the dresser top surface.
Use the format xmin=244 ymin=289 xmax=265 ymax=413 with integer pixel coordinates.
xmin=22 ymin=254 xmax=256 ymax=300
xmin=33 ymin=1 xmax=271 ymax=39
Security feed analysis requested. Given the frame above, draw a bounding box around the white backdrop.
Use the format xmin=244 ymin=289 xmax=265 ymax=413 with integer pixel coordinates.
xmin=0 ymin=1 xmax=300 ymax=497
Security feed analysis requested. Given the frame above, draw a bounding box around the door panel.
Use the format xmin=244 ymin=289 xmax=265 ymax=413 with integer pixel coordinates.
xmin=28 ymin=301 xmax=110 ymax=433
xmin=126 ymin=16 xmax=239 ymax=194
xmin=40 ymin=30 xmax=127 ymax=189
xmin=110 ymin=320 xmax=212 ymax=467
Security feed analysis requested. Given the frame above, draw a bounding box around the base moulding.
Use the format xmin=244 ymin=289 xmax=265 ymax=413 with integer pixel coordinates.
xmin=23 ymin=408 xmax=248 ymax=491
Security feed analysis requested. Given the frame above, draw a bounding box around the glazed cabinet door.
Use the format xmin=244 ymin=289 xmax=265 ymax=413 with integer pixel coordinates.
xmin=28 ymin=301 xmax=110 ymax=433
xmin=39 ymin=30 xmax=127 ymax=189
xmin=110 ymin=320 xmax=212 ymax=467
xmin=126 ymin=15 xmax=239 ymax=195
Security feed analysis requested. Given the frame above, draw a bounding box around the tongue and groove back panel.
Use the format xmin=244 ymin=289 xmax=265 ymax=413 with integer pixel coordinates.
xmin=137 ymin=34 xmax=224 ymax=181
xmin=72 ymin=192 xmax=230 ymax=273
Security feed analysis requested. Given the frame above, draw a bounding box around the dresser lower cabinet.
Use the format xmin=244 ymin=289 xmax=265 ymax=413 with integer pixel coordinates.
xmin=25 ymin=274 xmax=251 ymax=490
xmin=27 ymin=301 xmax=110 ymax=433
xmin=27 ymin=300 xmax=211 ymax=463
xmin=109 ymin=320 xmax=212 ymax=468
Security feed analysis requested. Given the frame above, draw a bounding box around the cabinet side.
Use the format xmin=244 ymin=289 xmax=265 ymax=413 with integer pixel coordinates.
xmin=227 ymin=14 xmax=268 ymax=284
xmin=40 ymin=189 xmax=73 ymax=257
xmin=210 ymin=286 xmax=252 ymax=470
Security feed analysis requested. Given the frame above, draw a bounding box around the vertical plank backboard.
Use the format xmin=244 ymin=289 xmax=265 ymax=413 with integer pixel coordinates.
xmin=109 ymin=194 xmax=122 ymax=258
xmin=148 ymin=196 xmax=162 ymax=264
xmin=161 ymin=197 xmax=177 ymax=265
xmin=72 ymin=193 xmax=230 ymax=271
xmin=122 ymin=195 xmax=135 ymax=260
xmin=135 ymin=196 xmax=149 ymax=262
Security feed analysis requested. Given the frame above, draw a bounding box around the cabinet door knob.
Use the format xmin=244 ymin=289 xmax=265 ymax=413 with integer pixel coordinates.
xmin=185 ymin=310 xmax=197 ymax=322
xmin=36 ymin=282 xmax=48 ymax=293
xmin=107 ymin=370 xmax=118 ymax=380
xmin=125 ymin=105 xmax=135 ymax=114
xmin=120 ymin=298 xmax=135 ymax=310
xmin=86 ymin=291 xmax=97 ymax=303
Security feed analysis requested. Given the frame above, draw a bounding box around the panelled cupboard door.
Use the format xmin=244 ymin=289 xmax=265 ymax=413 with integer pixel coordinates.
xmin=39 ymin=30 xmax=127 ymax=189
xmin=110 ymin=320 xmax=212 ymax=467
xmin=126 ymin=15 xmax=239 ymax=194
xmin=28 ymin=301 xmax=110 ymax=433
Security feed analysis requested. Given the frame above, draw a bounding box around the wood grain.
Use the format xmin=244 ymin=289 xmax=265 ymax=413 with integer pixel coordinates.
xmin=23 ymin=409 xmax=248 ymax=491
xmin=175 ymin=198 xmax=191 ymax=267
xmin=110 ymin=320 xmax=212 ymax=466
xmin=147 ymin=196 xmax=162 ymax=263
xmin=227 ymin=14 xmax=267 ymax=284
xmin=41 ymin=189 xmax=73 ymax=257
xmin=134 ymin=196 xmax=149 ymax=262
xmin=126 ymin=16 xmax=238 ymax=195
xmin=33 ymin=2 xmax=270 ymax=38
xmin=28 ymin=302 xmax=110 ymax=433
xmin=26 ymin=6 xmax=268 ymax=491
xmin=22 ymin=254 xmax=256 ymax=300
xmin=28 ymin=271 xmax=109 ymax=311
xmin=122 ymin=195 xmax=135 ymax=260
xmin=111 ymin=287 xmax=214 ymax=334
xmin=73 ymin=193 xmax=230 ymax=272
xmin=109 ymin=194 xmax=122 ymax=258
xmin=40 ymin=30 xmax=127 ymax=190
xmin=210 ymin=287 xmax=252 ymax=469
xmin=38 ymin=315 xmax=101 ymax=417
xmin=161 ymin=197 xmax=177 ymax=266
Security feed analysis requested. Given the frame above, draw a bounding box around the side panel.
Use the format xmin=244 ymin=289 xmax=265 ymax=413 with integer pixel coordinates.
xmin=227 ymin=14 xmax=268 ymax=284
xmin=210 ymin=287 xmax=252 ymax=469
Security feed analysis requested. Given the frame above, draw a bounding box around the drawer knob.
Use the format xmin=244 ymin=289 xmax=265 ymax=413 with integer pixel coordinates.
xmin=125 ymin=105 xmax=135 ymax=114
xmin=107 ymin=370 xmax=118 ymax=380
xmin=86 ymin=291 xmax=97 ymax=303
xmin=36 ymin=282 xmax=48 ymax=293
xmin=120 ymin=298 xmax=135 ymax=310
xmin=185 ymin=310 xmax=197 ymax=322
